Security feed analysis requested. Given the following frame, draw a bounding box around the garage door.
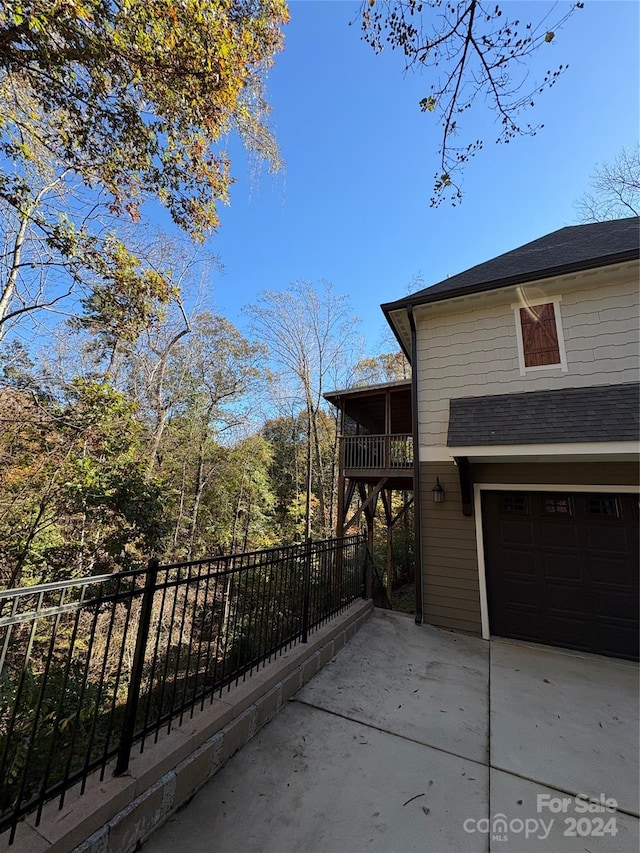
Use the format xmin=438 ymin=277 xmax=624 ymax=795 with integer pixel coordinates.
xmin=482 ymin=490 xmax=639 ymax=660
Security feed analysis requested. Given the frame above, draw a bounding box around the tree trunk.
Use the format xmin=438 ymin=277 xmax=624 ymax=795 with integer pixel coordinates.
xmin=242 ymin=495 xmax=252 ymax=552
xmin=145 ymin=320 xmax=190 ymax=478
xmin=231 ymin=477 xmax=245 ymax=554
xmin=172 ymin=459 xmax=188 ymax=555
xmin=327 ymin=407 xmax=340 ymax=535
xmin=304 ymin=411 xmax=313 ymax=541
xmin=305 ymin=393 xmax=327 ymax=534
xmin=0 ymin=206 xmax=32 ymax=340
xmin=187 ymin=449 xmax=205 ymax=561
xmin=0 ymin=180 xmax=63 ymax=341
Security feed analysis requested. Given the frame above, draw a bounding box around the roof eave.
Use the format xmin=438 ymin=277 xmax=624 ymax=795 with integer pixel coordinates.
xmin=380 ymin=249 xmax=639 ymax=314
xmin=324 ymin=377 xmax=412 ymax=406
xmin=381 ymin=303 xmax=412 ymax=361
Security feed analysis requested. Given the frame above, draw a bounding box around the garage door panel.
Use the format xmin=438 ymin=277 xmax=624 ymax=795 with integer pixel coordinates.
xmin=498 ymin=610 xmax=543 ymax=641
xmin=498 ymin=519 xmax=533 ymax=545
xmin=538 ymin=521 xmax=578 ymax=549
xmin=546 ymin=585 xmax=589 ymax=615
xmin=584 ymin=527 xmax=632 ymax=553
xmin=496 ymin=549 xmax=536 ymax=576
xmin=542 ymin=552 xmax=582 ymax=582
xmin=501 ymin=577 xmax=540 ymax=608
xmin=592 ymin=587 xmax=638 ymax=620
xmin=546 ymin=615 xmax=591 ymax=651
xmin=589 ymin=554 xmax=638 ymax=587
xmin=482 ymin=489 xmax=639 ymax=661
xmin=596 ymin=623 xmax=639 ymax=659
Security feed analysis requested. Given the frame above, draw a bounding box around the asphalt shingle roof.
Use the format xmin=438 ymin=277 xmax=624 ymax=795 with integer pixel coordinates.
xmin=383 ymin=217 xmax=640 ymax=310
xmin=447 ymin=382 xmax=640 ymax=446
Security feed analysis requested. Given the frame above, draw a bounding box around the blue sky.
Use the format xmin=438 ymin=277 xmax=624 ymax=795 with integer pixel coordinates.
xmin=189 ymin=1 xmax=639 ymax=352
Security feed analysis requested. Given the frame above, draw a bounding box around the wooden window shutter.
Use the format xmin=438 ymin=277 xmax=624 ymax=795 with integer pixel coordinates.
xmin=520 ymin=303 xmax=560 ymax=367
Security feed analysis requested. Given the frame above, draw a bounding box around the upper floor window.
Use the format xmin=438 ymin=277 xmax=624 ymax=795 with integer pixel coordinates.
xmin=512 ymin=297 xmax=568 ymax=375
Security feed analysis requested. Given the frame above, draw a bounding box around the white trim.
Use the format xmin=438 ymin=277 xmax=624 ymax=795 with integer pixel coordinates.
xmin=512 ymin=294 xmax=568 ymax=376
xmin=473 ymin=482 xmax=640 ymax=641
xmin=510 ymin=294 xmax=563 ymax=308
xmin=474 ymin=483 xmax=639 ymax=493
xmin=449 ymin=441 xmax=640 ymax=458
xmin=473 ymin=496 xmax=491 ymax=639
xmin=420 ymin=445 xmax=459 ymax=462
xmin=421 ymin=441 xmax=639 ymax=461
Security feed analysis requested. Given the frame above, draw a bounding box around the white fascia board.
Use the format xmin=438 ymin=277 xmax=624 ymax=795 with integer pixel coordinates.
xmin=420 ymin=442 xmax=639 ymax=463
xmin=474 ymin=483 xmax=640 ymax=493
xmin=386 ymin=308 xmax=412 ymax=357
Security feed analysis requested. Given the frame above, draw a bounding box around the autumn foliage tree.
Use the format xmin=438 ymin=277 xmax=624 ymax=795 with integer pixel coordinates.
xmin=0 ymin=379 xmax=167 ymax=588
xmin=0 ymin=0 xmax=289 ymax=235
xmin=0 ymin=0 xmax=288 ymax=340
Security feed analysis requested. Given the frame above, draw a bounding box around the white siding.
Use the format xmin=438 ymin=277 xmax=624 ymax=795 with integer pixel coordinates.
xmin=416 ymin=265 xmax=640 ymax=447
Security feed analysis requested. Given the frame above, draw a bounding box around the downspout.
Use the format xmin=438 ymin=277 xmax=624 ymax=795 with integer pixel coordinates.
xmin=407 ymin=306 xmax=423 ymax=625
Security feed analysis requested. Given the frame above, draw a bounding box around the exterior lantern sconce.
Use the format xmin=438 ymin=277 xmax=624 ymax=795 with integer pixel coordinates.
xmin=432 ymin=477 xmax=445 ymax=503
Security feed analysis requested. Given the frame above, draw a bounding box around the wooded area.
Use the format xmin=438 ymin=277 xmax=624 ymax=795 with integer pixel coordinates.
xmin=0 ymin=0 xmax=582 ymax=591
xmin=0 ymin=0 xmax=416 ymax=591
xmin=0 ymin=274 xmax=413 ymax=590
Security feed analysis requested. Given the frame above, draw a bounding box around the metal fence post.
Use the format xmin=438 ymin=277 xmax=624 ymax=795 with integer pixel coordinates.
xmin=114 ymin=557 xmax=159 ymax=776
xmin=301 ymin=539 xmax=312 ymax=643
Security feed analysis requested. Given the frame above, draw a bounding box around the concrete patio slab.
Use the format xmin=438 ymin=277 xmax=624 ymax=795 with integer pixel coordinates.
xmin=489 ymin=639 xmax=640 ymax=815
xmin=298 ymin=610 xmax=489 ymax=763
xmin=145 ymin=700 xmax=488 ymax=853
xmin=143 ymin=611 xmax=639 ymax=853
xmin=489 ymin=769 xmax=640 ymax=853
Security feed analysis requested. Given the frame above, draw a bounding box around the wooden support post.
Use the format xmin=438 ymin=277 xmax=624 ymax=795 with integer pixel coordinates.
xmin=358 ymin=482 xmax=377 ymax=600
xmin=384 ymin=386 xmax=392 ymax=435
xmin=366 ymin=505 xmax=374 ymax=600
xmin=346 ymin=478 xmax=387 ymax=531
xmin=455 ymin=456 xmax=474 ymax=516
xmin=334 ymin=471 xmax=348 ymax=608
xmin=390 ymin=494 xmax=414 ymax=527
xmin=336 ymin=464 xmax=345 ymax=538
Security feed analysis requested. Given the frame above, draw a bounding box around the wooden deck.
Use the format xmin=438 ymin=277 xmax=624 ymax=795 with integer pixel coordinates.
xmin=341 ymin=434 xmax=413 ymax=487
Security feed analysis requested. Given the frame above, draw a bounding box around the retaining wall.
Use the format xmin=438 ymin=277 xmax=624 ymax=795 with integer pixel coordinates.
xmin=5 ymin=600 xmax=373 ymax=853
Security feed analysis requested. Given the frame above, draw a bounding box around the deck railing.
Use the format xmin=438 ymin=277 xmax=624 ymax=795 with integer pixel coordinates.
xmin=342 ymin=434 xmax=413 ymax=470
xmin=0 ymin=535 xmax=366 ymax=843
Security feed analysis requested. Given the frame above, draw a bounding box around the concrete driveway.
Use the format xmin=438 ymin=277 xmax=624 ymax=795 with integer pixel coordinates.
xmin=144 ymin=610 xmax=639 ymax=853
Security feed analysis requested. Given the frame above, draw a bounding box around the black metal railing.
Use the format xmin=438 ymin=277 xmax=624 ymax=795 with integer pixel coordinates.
xmin=0 ymin=535 xmax=366 ymax=843
xmin=342 ymin=434 xmax=413 ymax=470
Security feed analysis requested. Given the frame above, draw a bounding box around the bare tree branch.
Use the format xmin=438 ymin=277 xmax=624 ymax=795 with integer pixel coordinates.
xmin=575 ymin=144 xmax=640 ymax=222
xmin=357 ymin=0 xmax=582 ymax=205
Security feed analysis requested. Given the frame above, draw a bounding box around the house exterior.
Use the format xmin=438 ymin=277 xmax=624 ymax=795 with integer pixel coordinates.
xmin=323 ymin=380 xmax=415 ymax=605
xmin=381 ymin=216 xmax=639 ymax=660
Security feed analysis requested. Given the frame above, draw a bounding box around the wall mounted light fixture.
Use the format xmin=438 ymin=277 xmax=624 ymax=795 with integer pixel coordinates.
xmin=432 ymin=477 xmax=445 ymax=503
